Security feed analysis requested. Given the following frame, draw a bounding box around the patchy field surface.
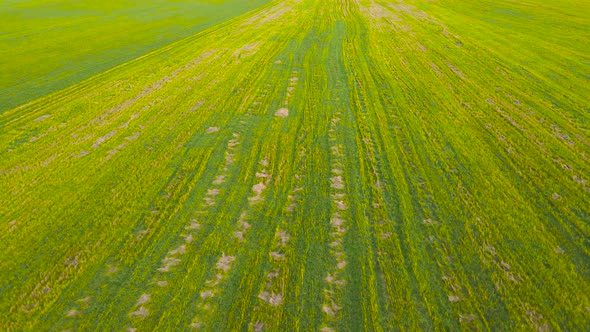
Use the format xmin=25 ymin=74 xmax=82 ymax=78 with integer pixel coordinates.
xmin=0 ymin=0 xmax=270 ymax=112
xmin=1 ymin=0 xmax=589 ymax=330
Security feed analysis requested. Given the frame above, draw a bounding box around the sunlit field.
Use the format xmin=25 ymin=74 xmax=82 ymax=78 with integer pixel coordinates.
xmin=1 ymin=0 xmax=589 ymax=330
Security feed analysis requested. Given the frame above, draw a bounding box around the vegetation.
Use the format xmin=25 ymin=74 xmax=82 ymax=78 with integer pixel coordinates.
xmin=0 ymin=0 xmax=270 ymax=112
xmin=1 ymin=0 xmax=588 ymax=330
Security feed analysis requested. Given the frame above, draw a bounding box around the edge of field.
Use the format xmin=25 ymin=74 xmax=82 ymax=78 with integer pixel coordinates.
xmin=0 ymin=0 xmax=278 ymax=121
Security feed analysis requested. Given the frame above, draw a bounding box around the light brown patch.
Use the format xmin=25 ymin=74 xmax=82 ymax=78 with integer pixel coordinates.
xmin=129 ymin=306 xmax=149 ymax=318
xmin=186 ymin=220 xmax=201 ymax=230
xmin=66 ymin=309 xmax=80 ymax=317
xmin=256 ymin=172 xmax=270 ymax=178
xmin=444 ymin=61 xmax=466 ymax=80
xmin=216 ymin=254 xmax=235 ymax=272
xmin=200 ymin=290 xmax=215 ymax=299
xmin=448 ymin=295 xmax=461 ymax=303
xmin=136 ymin=294 xmax=151 ymax=306
xmin=169 ymin=245 xmax=186 ymax=255
xmin=277 ymin=230 xmax=290 ymax=245
xmin=213 ymin=175 xmax=225 ymax=185
xmin=92 ymin=130 xmax=117 ymax=149
xmin=275 ymin=108 xmax=289 ymax=117
xmin=269 ymin=251 xmax=284 ymax=260
xmin=335 ymin=201 xmax=347 ymax=210
xmin=459 ymin=314 xmax=476 ymax=323
xmin=330 ymin=176 xmax=344 ymax=189
xmin=253 ymin=321 xmax=264 ymax=332
xmin=232 ymin=42 xmax=261 ymax=58
xmin=259 ymin=292 xmax=283 ymax=306
xmin=34 ymin=114 xmax=51 ymax=122
xmin=158 ymin=257 xmax=181 ymax=272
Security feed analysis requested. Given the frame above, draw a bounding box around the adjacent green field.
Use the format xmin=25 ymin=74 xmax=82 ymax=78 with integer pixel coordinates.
xmin=0 ymin=0 xmax=270 ymax=112
xmin=1 ymin=0 xmax=589 ymax=330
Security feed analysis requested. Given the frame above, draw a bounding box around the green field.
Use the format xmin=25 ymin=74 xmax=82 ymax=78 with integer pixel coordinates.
xmin=0 ymin=0 xmax=270 ymax=112
xmin=1 ymin=0 xmax=589 ymax=330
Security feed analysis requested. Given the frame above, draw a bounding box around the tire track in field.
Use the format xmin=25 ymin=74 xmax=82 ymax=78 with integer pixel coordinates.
xmin=140 ymin=38 xmax=303 ymax=328
xmin=188 ymin=152 xmax=273 ymax=329
xmin=126 ymin=129 xmax=244 ymax=329
xmin=2 ymin=0 xmax=589 ymax=330
xmin=182 ymin=84 xmax=283 ymax=329
xmin=362 ymin=3 xmax=589 ymax=324
xmin=119 ymin=58 xmax=282 ymax=327
xmin=248 ymin=143 xmax=305 ymax=330
xmin=352 ymin=5 xmax=585 ymax=327
xmin=15 ymin=33 xmax=285 ymax=328
xmin=319 ymin=112 xmax=349 ymax=332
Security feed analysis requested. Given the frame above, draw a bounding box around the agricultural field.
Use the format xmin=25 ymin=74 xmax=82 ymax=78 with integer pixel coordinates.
xmin=1 ymin=0 xmax=589 ymax=330
xmin=0 ymin=0 xmax=270 ymax=112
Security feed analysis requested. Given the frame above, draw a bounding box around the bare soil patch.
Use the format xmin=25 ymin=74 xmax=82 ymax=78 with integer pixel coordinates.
xmin=275 ymin=108 xmax=289 ymax=117
xmin=216 ymin=254 xmax=235 ymax=272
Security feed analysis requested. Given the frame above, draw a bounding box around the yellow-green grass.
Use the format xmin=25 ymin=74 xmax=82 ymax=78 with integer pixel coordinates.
xmin=0 ymin=0 xmax=589 ymax=330
xmin=0 ymin=0 xmax=270 ymax=112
